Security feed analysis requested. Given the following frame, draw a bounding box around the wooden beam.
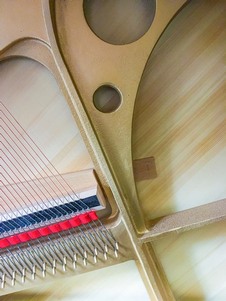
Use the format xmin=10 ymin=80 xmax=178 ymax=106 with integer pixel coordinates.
xmin=0 ymin=169 xmax=105 ymax=213
xmin=140 ymin=199 xmax=226 ymax=242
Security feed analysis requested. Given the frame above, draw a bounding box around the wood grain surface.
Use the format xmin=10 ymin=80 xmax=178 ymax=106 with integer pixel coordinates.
xmin=133 ymin=0 xmax=226 ymax=220
xmin=0 ymin=58 xmax=93 ymax=175
xmin=131 ymin=1 xmax=226 ymax=300
xmin=152 ymin=220 xmax=226 ymax=301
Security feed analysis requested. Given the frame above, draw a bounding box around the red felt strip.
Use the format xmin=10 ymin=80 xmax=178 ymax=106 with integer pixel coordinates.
xmin=28 ymin=229 xmax=41 ymax=239
xmin=79 ymin=213 xmax=91 ymax=224
xmin=17 ymin=232 xmax=30 ymax=242
xmin=38 ymin=226 xmax=51 ymax=236
xmin=89 ymin=211 xmax=98 ymax=221
xmin=0 ymin=211 xmax=99 ymax=249
xmin=48 ymin=223 xmax=61 ymax=233
xmin=59 ymin=220 xmax=72 ymax=231
xmin=69 ymin=216 xmax=82 ymax=227
xmin=7 ymin=235 xmax=20 ymax=245
xmin=0 ymin=238 xmax=10 ymax=248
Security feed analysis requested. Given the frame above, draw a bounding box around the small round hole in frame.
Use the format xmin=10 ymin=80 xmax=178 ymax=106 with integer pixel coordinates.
xmin=93 ymin=85 xmax=122 ymax=113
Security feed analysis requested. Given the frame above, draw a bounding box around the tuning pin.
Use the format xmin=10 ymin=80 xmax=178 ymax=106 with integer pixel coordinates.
xmin=1 ymin=274 xmax=5 ymax=289
xmin=83 ymin=257 xmax=87 ymax=266
xmin=104 ymin=252 xmax=108 ymax=261
xmin=94 ymin=247 xmax=98 ymax=256
xmin=114 ymin=249 xmax=118 ymax=258
xmin=115 ymin=242 xmax=119 ymax=251
xmin=63 ymin=256 xmax=67 ymax=265
xmin=104 ymin=245 xmax=108 ymax=253
xmin=84 ymin=250 xmax=88 ymax=259
xmin=53 ymin=259 xmax=56 ymax=268
xmin=11 ymin=271 xmax=16 ymax=286
xmin=42 ymin=262 xmax=46 ymax=278
xmin=74 ymin=253 xmax=77 ymax=262
xmin=52 ymin=259 xmax=56 ymax=275
xmin=73 ymin=261 xmax=76 ymax=269
xmin=93 ymin=254 xmax=97 ymax=264
xmin=73 ymin=254 xmax=77 ymax=270
xmin=31 ymin=265 xmax=36 ymax=280
xmin=21 ymin=268 xmax=26 ymax=283
xmin=62 ymin=256 xmax=67 ymax=272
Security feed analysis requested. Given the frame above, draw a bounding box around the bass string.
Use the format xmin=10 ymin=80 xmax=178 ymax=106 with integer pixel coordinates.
xmin=1 ymin=145 xmax=76 ymax=221
xmin=0 ymin=113 xmax=88 ymax=213
xmin=1 ymin=102 xmax=118 ymax=284
xmin=0 ymin=134 xmax=105 ymax=261
xmin=0 ymin=102 xmax=94 ymax=231
xmin=0 ymin=169 xmax=101 ymax=264
xmin=1 ymin=102 xmax=117 ymax=252
xmin=0 ymin=120 xmax=113 ymax=274
xmin=0 ymin=199 xmax=101 ymax=285
xmin=0 ymin=187 xmax=68 ymax=272
xmin=0 ymin=161 xmax=108 ymax=266
xmin=0 ymin=103 xmax=88 ymax=209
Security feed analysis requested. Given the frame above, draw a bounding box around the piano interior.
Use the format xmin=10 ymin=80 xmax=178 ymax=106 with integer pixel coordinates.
xmin=0 ymin=0 xmax=225 ymax=300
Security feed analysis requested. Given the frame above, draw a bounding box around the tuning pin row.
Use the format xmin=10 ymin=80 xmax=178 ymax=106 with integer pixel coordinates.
xmin=0 ymin=239 xmax=119 ymax=288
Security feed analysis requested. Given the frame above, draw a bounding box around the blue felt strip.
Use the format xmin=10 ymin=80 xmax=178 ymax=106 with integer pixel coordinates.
xmin=0 ymin=195 xmax=100 ymax=234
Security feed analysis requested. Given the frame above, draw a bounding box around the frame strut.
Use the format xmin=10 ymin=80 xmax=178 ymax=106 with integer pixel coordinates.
xmin=140 ymin=199 xmax=226 ymax=243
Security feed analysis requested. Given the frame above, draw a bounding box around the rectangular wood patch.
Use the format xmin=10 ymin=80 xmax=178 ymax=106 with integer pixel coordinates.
xmin=133 ymin=157 xmax=157 ymax=182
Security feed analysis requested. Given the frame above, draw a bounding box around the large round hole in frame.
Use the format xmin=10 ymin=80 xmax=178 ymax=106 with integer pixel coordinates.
xmin=83 ymin=0 xmax=156 ymax=45
xmin=93 ymin=85 xmax=122 ymax=113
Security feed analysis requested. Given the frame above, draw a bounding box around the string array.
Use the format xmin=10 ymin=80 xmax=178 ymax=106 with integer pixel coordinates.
xmin=0 ymin=102 xmax=118 ymax=288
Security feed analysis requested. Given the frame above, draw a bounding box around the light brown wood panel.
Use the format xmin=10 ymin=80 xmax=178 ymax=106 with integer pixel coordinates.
xmin=152 ymin=220 xmax=226 ymax=301
xmin=133 ymin=0 xmax=226 ymax=220
xmin=0 ymin=58 xmax=93 ymax=176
